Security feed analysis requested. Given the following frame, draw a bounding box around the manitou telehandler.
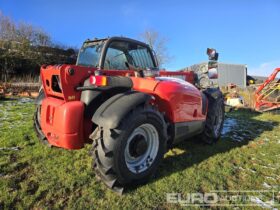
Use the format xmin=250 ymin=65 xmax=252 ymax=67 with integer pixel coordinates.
xmin=34 ymin=37 xmax=224 ymax=194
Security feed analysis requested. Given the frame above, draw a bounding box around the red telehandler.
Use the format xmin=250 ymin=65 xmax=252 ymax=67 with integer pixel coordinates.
xmin=34 ymin=37 xmax=224 ymax=193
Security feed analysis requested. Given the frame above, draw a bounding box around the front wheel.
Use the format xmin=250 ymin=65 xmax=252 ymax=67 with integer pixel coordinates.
xmin=90 ymin=105 xmax=167 ymax=194
xmin=200 ymin=91 xmax=225 ymax=144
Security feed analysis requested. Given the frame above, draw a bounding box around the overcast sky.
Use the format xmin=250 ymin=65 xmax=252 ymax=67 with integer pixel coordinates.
xmin=1 ymin=0 xmax=279 ymax=76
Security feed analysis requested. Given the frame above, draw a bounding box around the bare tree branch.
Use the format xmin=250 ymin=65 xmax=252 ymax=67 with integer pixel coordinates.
xmin=139 ymin=29 xmax=171 ymax=67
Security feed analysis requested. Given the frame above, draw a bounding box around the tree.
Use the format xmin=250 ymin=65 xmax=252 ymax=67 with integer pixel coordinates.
xmin=0 ymin=12 xmax=21 ymax=81
xmin=139 ymin=29 xmax=171 ymax=67
xmin=0 ymin=11 xmax=17 ymax=41
xmin=0 ymin=11 xmax=77 ymax=82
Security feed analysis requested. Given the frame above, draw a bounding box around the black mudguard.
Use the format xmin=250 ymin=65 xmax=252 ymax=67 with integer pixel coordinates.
xmin=34 ymin=88 xmax=45 ymax=105
xmin=92 ymin=91 xmax=151 ymax=129
xmin=201 ymin=92 xmax=208 ymax=115
xmin=203 ymin=87 xmax=223 ymax=100
xmin=80 ymin=77 xmax=133 ymax=118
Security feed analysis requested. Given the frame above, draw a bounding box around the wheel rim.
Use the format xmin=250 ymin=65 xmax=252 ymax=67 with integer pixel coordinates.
xmin=213 ymin=105 xmax=223 ymax=137
xmin=124 ymin=123 xmax=159 ymax=174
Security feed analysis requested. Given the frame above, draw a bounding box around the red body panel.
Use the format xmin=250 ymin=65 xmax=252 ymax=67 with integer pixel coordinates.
xmin=159 ymin=71 xmax=195 ymax=84
xmin=154 ymin=81 xmax=204 ymax=122
xmin=131 ymin=77 xmax=205 ymax=123
xmin=40 ymin=97 xmax=85 ymax=149
xmin=40 ymin=65 xmax=204 ymax=149
xmin=41 ymin=65 xmax=97 ymax=101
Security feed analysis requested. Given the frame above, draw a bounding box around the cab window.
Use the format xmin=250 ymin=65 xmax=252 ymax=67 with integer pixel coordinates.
xmin=103 ymin=41 xmax=155 ymax=70
xmin=104 ymin=47 xmax=128 ymax=70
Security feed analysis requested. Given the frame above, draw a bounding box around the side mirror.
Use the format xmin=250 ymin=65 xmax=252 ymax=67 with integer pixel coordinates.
xmin=207 ymin=48 xmax=219 ymax=79
xmin=207 ymin=48 xmax=219 ymax=61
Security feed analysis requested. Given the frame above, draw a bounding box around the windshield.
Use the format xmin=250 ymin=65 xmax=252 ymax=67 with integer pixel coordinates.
xmin=104 ymin=41 xmax=157 ymax=70
xmin=76 ymin=42 xmax=103 ymax=67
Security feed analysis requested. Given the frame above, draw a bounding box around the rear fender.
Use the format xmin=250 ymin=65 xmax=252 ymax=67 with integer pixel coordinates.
xmin=92 ymin=91 xmax=151 ymax=129
xmin=203 ymin=87 xmax=223 ymax=100
xmin=201 ymin=93 xmax=208 ymax=115
xmin=81 ymin=77 xmax=132 ymax=118
xmin=34 ymin=89 xmax=45 ymax=105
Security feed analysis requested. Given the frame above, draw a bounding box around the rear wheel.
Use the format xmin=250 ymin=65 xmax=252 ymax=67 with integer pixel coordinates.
xmin=200 ymin=92 xmax=225 ymax=144
xmin=90 ymin=105 xmax=167 ymax=194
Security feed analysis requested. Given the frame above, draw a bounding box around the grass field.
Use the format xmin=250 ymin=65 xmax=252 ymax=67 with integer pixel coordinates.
xmin=0 ymin=99 xmax=279 ymax=209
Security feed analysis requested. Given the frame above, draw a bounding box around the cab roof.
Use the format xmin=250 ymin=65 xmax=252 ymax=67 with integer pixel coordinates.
xmin=83 ymin=36 xmax=150 ymax=49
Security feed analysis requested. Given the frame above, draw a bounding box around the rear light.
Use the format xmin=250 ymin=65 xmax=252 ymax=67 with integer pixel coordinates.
xmin=89 ymin=76 xmax=107 ymax=86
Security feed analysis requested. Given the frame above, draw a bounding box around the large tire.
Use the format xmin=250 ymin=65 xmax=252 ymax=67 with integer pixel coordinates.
xmin=34 ymin=104 xmax=50 ymax=145
xmin=33 ymin=89 xmax=49 ymax=145
xmin=90 ymin=105 xmax=167 ymax=194
xmin=200 ymin=92 xmax=225 ymax=144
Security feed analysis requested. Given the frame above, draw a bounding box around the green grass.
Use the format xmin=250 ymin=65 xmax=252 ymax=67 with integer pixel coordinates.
xmin=0 ymin=99 xmax=279 ymax=209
